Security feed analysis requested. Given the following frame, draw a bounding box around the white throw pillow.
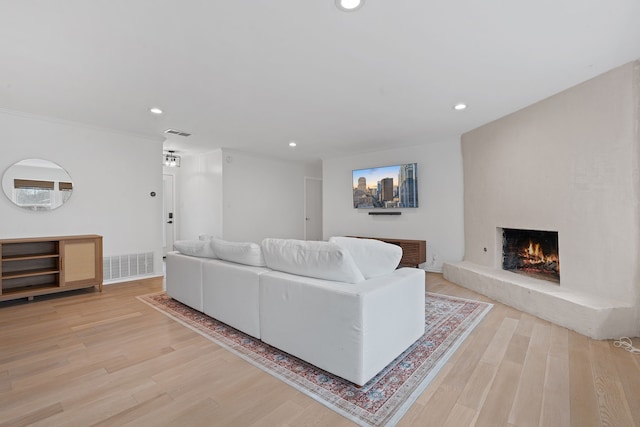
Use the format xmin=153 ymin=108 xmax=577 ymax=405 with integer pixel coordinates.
xmin=211 ymin=239 xmax=266 ymax=267
xmin=329 ymin=236 xmax=402 ymax=279
xmin=261 ymin=238 xmax=365 ymax=284
xmin=173 ymin=240 xmax=218 ymax=258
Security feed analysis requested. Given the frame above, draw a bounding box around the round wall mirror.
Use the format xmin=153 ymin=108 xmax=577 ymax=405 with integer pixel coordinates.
xmin=2 ymin=159 xmax=73 ymax=211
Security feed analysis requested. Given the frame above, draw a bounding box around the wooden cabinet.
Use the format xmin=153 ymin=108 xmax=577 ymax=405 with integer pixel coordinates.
xmin=0 ymin=235 xmax=102 ymax=302
xmin=348 ymin=236 xmax=427 ymax=268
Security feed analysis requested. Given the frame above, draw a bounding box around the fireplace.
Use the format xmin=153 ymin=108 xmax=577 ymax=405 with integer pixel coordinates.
xmin=502 ymin=228 xmax=560 ymax=283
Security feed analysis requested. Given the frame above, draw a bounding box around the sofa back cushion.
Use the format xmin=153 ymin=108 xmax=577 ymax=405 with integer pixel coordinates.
xmin=261 ymin=238 xmax=365 ymax=284
xmin=173 ymin=239 xmax=218 ymax=259
xmin=211 ymin=239 xmax=266 ymax=267
xmin=329 ymin=236 xmax=402 ymax=279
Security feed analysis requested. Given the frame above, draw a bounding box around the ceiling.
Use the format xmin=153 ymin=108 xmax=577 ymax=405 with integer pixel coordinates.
xmin=1 ymin=1 xmax=640 ymax=162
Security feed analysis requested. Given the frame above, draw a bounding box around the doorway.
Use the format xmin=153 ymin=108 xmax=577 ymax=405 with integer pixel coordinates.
xmin=162 ymin=174 xmax=175 ymax=256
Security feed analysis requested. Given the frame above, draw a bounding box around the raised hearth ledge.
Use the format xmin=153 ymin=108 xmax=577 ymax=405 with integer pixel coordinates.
xmin=443 ymin=261 xmax=639 ymax=340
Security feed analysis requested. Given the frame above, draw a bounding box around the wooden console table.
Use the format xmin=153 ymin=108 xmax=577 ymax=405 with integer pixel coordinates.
xmin=0 ymin=235 xmax=103 ymax=302
xmin=349 ymin=236 xmax=426 ymax=268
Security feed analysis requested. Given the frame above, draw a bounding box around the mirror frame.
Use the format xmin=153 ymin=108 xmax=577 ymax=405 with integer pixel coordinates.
xmin=2 ymin=159 xmax=74 ymax=211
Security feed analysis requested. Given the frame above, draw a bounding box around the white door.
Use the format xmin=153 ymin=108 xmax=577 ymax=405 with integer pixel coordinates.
xmin=304 ymin=177 xmax=323 ymax=241
xmin=162 ymin=174 xmax=175 ymax=256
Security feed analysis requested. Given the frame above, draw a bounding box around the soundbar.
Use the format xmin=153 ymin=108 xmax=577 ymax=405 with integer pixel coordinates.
xmin=368 ymin=212 xmax=401 ymax=215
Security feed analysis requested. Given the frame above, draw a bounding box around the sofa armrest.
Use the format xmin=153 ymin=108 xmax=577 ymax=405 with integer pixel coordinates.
xmin=259 ymin=267 xmax=425 ymax=385
xmin=166 ymin=251 xmax=204 ymax=312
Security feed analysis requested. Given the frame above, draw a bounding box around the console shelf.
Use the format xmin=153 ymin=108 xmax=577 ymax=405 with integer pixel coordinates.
xmin=2 ymin=268 xmax=60 ymax=279
xmin=0 ymin=235 xmax=103 ymax=302
xmin=349 ymin=236 xmax=427 ymax=268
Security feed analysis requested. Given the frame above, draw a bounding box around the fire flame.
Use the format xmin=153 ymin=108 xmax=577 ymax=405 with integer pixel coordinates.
xmin=527 ymin=241 xmax=543 ymax=261
xmin=523 ymin=240 xmax=558 ymax=265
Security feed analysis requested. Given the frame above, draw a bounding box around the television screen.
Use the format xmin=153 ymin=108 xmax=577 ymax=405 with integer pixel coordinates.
xmin=352 ymin=163 xmax=418 ymax=209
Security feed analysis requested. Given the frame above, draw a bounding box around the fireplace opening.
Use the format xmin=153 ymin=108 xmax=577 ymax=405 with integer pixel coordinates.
xmin=502 ymin=228 xmax=560 ymax=283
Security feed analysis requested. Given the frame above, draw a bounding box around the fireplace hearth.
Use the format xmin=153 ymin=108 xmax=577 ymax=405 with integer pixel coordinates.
xmin=502 ymin=228 xmax=559 ymax=283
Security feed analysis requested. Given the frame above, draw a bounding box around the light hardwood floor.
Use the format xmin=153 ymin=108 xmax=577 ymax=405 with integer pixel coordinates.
xmin=0 ymin=273 xmax=638 ymax=426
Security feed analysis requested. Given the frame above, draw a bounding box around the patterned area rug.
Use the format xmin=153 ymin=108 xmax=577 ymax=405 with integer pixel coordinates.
xmin=138 ymin=291 xmax=492 ymax=427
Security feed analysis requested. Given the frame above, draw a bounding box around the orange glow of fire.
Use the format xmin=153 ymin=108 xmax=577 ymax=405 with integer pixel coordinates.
xmin=523 ymin=240 xmax=559 ymax=265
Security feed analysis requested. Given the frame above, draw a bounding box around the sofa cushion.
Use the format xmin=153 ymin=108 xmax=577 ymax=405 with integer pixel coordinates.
xmin=211 ymin=239 xmax=266 ymax=267
xmin=261 ymin=238 xmax=365 ymax=284
xmin=173 ymin=239 xmax=218 ymax=258
xmin=329 ymin=236 xmax=402 ymax=279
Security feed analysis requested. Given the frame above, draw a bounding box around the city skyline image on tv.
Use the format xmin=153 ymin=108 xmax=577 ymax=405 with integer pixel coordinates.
xmin=352 ymin=163 xmax=418 ymax=209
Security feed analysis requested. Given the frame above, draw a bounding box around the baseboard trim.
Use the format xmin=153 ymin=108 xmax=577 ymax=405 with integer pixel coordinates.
xmin=104 ymin=274 xmax=164 ymax=286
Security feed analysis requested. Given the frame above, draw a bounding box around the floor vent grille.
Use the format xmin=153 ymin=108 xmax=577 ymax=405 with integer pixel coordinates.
xmin=103 ymin=252 xmax=154 ymax=281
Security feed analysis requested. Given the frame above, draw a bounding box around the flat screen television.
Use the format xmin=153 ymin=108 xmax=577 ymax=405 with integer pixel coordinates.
xmin=352 ymin=163 xmax=418 ymax=209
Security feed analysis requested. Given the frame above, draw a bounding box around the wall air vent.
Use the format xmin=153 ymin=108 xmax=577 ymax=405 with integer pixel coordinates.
xmin=164 ymin=129 xmax=192 ymax=137
xmin=103 ymin=252 xmax=154 ymax=283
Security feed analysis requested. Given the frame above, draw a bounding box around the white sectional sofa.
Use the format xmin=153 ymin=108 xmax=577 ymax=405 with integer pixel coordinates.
xmin=165 ymin=236 xmax=425 ymax=386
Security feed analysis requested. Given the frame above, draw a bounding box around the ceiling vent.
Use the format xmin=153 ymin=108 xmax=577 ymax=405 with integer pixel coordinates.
xmin=164 ymin=129 xmax=192 ymax=137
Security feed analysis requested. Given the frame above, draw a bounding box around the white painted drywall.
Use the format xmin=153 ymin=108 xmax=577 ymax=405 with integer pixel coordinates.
xmin=175 ymin=149 xmax=322 ymax=244
xmin=221 ymin=149 xmax=322 ymax=243
xmin=322 ymin=141 xmax=464 ymax=272
xmin=0 ymin=109 xmax=164 ymax=277
xmin=460 ymin=60 xmax=640 ymax=303
xmin=174 ymin=149 xmax=224 ymax=241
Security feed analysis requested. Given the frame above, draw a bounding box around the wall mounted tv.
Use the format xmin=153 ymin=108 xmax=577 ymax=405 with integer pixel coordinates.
xmin=353 ymin=163 xmax=418 ymax=209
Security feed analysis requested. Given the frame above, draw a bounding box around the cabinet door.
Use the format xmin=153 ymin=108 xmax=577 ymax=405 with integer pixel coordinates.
xmin=61 ymin=237 xmax=103 ymax=287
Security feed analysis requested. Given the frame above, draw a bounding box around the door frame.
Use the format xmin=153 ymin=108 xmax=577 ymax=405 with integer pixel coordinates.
xmin=162 ymin=174 xmax=176 ymax=256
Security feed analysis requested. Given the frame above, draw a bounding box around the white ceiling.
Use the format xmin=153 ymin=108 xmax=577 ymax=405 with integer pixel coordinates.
xmin=1 ymin=1 xmax=640 ymax=162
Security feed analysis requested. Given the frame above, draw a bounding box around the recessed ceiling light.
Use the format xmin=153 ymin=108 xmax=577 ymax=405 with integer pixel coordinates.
xmin=149 ymin=107 xmax=163 ymax=115
xmin=289 ymin=141 xmax=297 ymax=147
xmin=453 ymin=103 xmax=467 ymax=111
xmin=336 ymin=0 xmax=365 ymax=12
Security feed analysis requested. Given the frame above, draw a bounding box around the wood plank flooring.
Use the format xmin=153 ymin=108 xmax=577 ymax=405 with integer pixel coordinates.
xmin=0 ymin=273 xmax=638 ymax=426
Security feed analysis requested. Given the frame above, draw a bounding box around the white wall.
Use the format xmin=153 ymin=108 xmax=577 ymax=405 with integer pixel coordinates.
xmin=173 ymin=149 xmax=224 ymax=241
xmin=175 ymin=149 xmax=322 ymax=244
xmin=323 ymin=141 xmax=464 ymax=272
xmin=460 ymin=60 xmax=640 ymax=303
xmin=221 ymin=150 xmax=322 ymax=242
xmin=0 ymin=109 xmax=164 ymax=278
